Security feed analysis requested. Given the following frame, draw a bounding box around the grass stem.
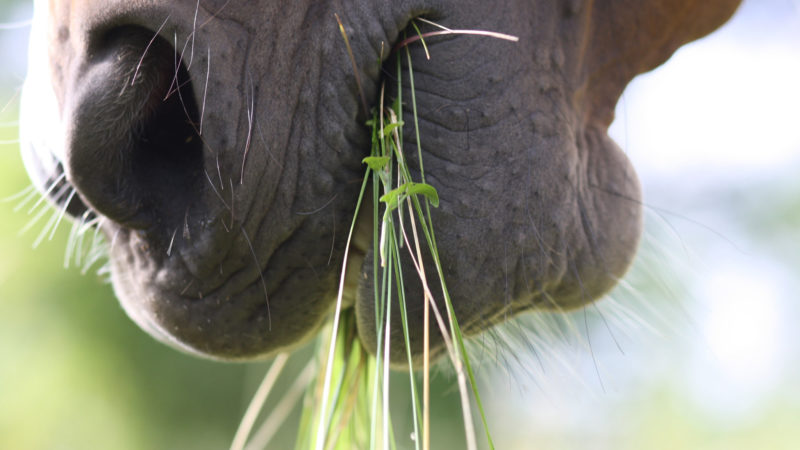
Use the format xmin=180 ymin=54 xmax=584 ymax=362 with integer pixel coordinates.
xmin=230 ymin=353 xmax=290 ymax=450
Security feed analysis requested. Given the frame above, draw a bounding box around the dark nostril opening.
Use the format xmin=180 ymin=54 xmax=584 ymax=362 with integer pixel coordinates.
xmin=127 ymin=33 xmax=203 ymax=228
xmin=66 ymin=26 xmax=203 ymax=230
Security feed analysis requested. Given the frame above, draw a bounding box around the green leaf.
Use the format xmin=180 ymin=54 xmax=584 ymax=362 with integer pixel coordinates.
xmin=406 ymin=182 xmax=439 ymax=207
xmin=362 ymin=156 xmax=391 ymax=171
xmin=382 ymin=121 xmax=404 ymax=138
xmin=379 ymin=182 xmax=439 ymax=211
xmin=391 ymin=96 xmax=402 ymax=115
xmin=379 ymin=187 xmax=403 ymax=211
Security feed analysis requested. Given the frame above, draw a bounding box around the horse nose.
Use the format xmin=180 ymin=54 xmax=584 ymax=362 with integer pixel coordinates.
xmin=63 ymin=26 xmax=203 ymax=229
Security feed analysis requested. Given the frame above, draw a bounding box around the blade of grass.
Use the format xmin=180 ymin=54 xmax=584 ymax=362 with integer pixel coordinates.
xmin=395 ymin=28 xmax=519 ymax=53
xmin=399 ymin=35 xmax=500 ymax=448
xmin=230 ymin=353 xmax=290 ymax=450
xmin=390 ymin=46 xmax=430 ymax=450
xmin=313 ymin=167 xmax=371 ymax=450
xmin=244 ymin=357 xmax=318 ymax=450
xmin=335 ymin=13 xmax=368 ymax=116
xmin=312 ymin=15 xmax=516 ymax=450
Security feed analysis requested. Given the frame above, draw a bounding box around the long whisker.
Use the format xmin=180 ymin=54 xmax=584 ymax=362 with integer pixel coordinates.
xmin=48 ymin=188 xmax=77 ymax=241
xmin=203 ymin=168 xmax=230 ymax=210
xmin=70 ymin=209 xmax=96 ymax=268
xmin=74 ymin=222 xmax=87 ymax=268
xmin=64 ymin=215 xmax=82 ymax=269
xmin=164 ymin=31 xmax=181 ymax=99
xmin=198 ymin=0 xmax=232 ymax=28
xmin=166 ymin=30 xmax=200 ymax=106
xmin=173 ymin=73 xmax=200 ymax=136
xmin=133 ymin=15 xmax=170 ymax=87
xmin=2 ymin=184 xmax=34 ymax=203
xmin=199 ymin=47 xmax=210 ymax=135
xmin=82 ymin=230 xmax=108 ymax=275
xmin=255 ymin=120 xmax=282 ymax=168
xmin=217 ymin=154 xmax=224 ymax=190
xmin=33 ymin=204 xmax=62 ymax=248
xmin=239 ymin=74 xmax=255 ymax=185
xmin=164 ymin=228 xmax=176 ymax=257
xmin=20 ymin=184 xmax=68 ymax=236
xmin=0 ymin=87 xmax=21 ymax=114
xmin=78 ymin=214 xmax=100 ymax=235
xmin=27 ymin=172 xmax=66 ymax=214
xmin=240 ymin=226 xmax=271 ymax=330
xmin=229 ymin=177 xmax=235 ymax=231
xmin=12 ymin=187 xmax=39 ymax=213
xmin=295 ymin=194 xmax=338 ymax=216
xmin=187 ymin=0 xmax=200 ymax=68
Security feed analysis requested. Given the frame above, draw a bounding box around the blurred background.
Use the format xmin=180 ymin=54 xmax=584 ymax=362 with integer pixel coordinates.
xmin=1 ymin=0 xmax=798 ymax=448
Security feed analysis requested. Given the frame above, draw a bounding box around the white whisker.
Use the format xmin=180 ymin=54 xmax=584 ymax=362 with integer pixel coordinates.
xmin=182 ymin=208 xmax=190 ymax=240
xmin=78 ymin=215 xmax=100 ymax=235
xmin=180 ymin=279 xmax=195 ymax=296
xmin=199 ymin=47 xmax=210 ymax=135
xmin=26 ymin=172 xmax=65 ymax=214
xmin=166 ymin=29 xmax=201 ymax=105
xmin=255 ymin=121 xmax=282 ymax=168
xmin=64 ymin=216 xmax=81 ymax=269
xmin=48 ymin=188 xmax=76 ymax=241
xmin=82 ymin=231 xmax=108 ymax=275
xmin=72 ymin=210 xmax=95 ymax=268
xmin=173 ymin=70 xmax=201 ymax=135
xmin=32 ymin=204 xmax=61 ymax=248
xmin=217 ymin=154 xmax=224 ymax=190
xmin=240 ymin=226 xmax=271 ymax=330
xmin=2 ymin=184 xmax=34 ymax=203
xmin=108 ymin=225 xmax=122 ymax=255
xmin=228 ymin=177 xmax=235 ymax=231
xmin=582 ymin=306 xmax=606 ymax=393
xmin=204 ymin=168 xmax=230 ymax=210
xmin=19 ymin=196 xmax=55 ymax=236
xmin=12 ymin=188 xmax=39 ymax=213
xmin=187 ymin=0 xmax=200 ymax=68
xmin=239 ymin=75 xmax=255 ymax=185
xmin=167 ymin=228 xmax=178 ymax=256
xmin=167 ymin=33 xmax=203 ymax=138
xmin=133 ymin=15 xmax=170 ymax=87
xmin=73 ymin=219 xmax=87 ymax=267
xmin=1 ymin=88 xmax=21 ymax=115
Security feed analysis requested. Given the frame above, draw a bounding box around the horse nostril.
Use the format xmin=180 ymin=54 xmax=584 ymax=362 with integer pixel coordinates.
xmin=64 ymin=26 xmax=203 ymax=230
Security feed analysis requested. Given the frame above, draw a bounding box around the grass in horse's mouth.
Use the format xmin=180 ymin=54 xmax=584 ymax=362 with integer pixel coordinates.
xmin=230 ymin=18 xmax=517 ymax=450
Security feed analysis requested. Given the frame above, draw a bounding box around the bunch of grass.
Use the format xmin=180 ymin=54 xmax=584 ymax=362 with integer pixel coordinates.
xmin=231 ymin=18 xmax=517 ymax=450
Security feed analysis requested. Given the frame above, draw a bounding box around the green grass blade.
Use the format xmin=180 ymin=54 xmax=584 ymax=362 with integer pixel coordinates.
xmin=230 ymin=353 xmax=290 ymax=450
xmin=403 ymin=44 xmax=495 ymax=450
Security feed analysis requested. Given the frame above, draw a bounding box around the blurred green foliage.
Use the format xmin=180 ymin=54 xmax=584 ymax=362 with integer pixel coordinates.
xmin=0 ymin=111 xmax=273 ymax=449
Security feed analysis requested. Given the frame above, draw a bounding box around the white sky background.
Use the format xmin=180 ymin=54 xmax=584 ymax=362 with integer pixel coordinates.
xmin=611 ymin=0 xmax=800 ymax=184
xmin=0 ymin=3 xmax=31 ymax=88
xmin=610 ymin=0 xmax=800 ymax=412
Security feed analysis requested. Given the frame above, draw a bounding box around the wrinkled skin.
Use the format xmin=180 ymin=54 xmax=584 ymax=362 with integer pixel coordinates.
xmin=20 ymin=0 xmax=741 ymax=363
